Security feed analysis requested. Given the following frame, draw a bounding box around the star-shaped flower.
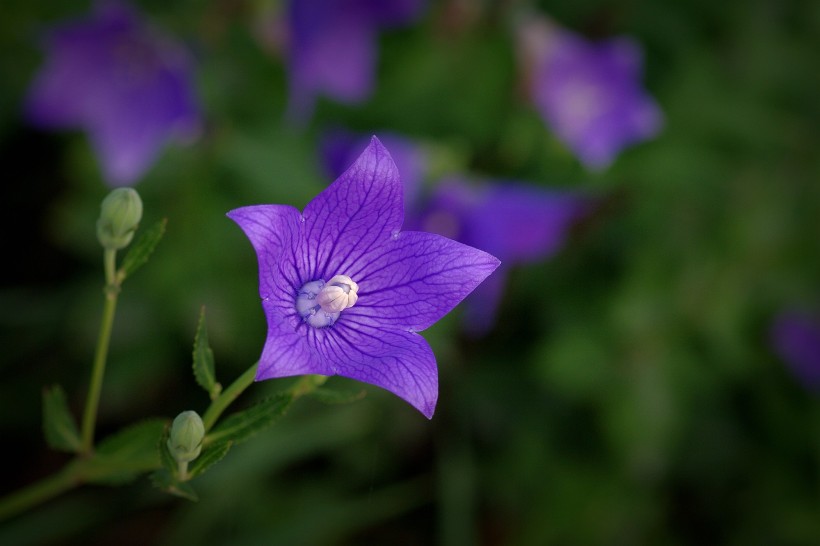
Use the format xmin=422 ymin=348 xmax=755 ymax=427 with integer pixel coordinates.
xmin=24 ymin=1 xmax=201 ymax=186
xmin=228 ymin=137 xmax=499 ymax=418
xmin=771 ymin=312 xmax=820 ymax=391
xmin=519 ymin=18 xmax=662 ymax=170
xmin=285 ymin=0 xmax=426 ymax=121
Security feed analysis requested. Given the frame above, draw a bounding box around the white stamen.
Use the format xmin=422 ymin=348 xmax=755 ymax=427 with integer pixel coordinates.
xmin=317 ymin=275 xmax=359 ymax=313
xmin=295 ymin=276 xmax=359 ymax=328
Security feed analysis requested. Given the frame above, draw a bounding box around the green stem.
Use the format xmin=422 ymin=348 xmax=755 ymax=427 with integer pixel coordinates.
xmin=0 ymin=465 xmax=82 ymax=521
xmin=201 ymin=362 xmax=259 ymax=432
xmin=80 ymin=249 xmax=119 ymax=454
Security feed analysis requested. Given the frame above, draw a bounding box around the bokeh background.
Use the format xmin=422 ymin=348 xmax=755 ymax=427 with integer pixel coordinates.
xmin=2 ymin=0 xmax=819 ymax=544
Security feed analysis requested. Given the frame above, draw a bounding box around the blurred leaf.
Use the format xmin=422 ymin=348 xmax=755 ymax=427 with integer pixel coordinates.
xmin=83 ymin=419 xmax=167 ymax=484
xmin=192 ymin=306 xmax=221 ymax=400
xmin=119 ymin=218 xmax=167 ymax=280
xmin=309 ymin=387 xmax=367 ymax=406
xmin=189 ymin=440 xmax=232 ymax=479
xmin=206 ymin=394 xmax=293 ymax=446
xmin=41 ymin=385 xmax=82 ymax=453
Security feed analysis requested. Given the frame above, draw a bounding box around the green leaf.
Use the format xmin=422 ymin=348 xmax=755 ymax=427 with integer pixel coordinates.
xmin=85 ymin=419 xmax=167 ymax=485
xmin=206 ymin=393 xmax=293 ymax=446
xmin=42 ymin=385 xmax=82 ymax=453
xmin=309 ymin=387 xmax=367 ymax=406
xmin=119 ymin=218 xmax=167 ymax=280
xmin=150 ymin=469 xmax=199 ymax=502
xmin=157 ymin=422 xmax=177 ymax=475
xmin=189 ymin=440 xmax=232 ymax=479
xmin=192 ymin=306 xmax=221 ymax=399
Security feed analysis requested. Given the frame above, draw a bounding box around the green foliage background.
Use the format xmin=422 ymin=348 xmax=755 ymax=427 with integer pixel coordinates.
xmin=1 ymin=0 xmax=819 ymax=544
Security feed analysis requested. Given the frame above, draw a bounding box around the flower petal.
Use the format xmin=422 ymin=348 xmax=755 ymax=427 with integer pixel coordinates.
xmin=310 ymin=320 xmax=439 ymax=418
xmin=302 ymin=136 xmax=404 ymax=281
xmin=227 ymin=205 xmax=303 ymax=299
xmin=256 ymin=300 xmax=330 ymax=380
xmin=344 ymin=230 xmax=500 ymax=331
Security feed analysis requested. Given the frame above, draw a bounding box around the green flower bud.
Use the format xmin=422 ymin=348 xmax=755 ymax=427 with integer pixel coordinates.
xmin=167 ymin=410 xmax=204 ymax=464
xmin=96 ymin=188 xmax=143 ymax=250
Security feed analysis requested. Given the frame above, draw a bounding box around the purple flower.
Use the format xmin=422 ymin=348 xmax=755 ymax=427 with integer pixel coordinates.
xmin=418 ymin=178 xmax=590 ymax=333
xmin=771 ymin=312 xmax=820 ymax=391
xmin=25 ymin=1 xmax=200 ymax=186
xmin=285 ymin=0 xmax=425 ymax=121
xmin=227 ymin=137 xmax=499 ymax=418
xmin=520 ymin=19 xmax=662 ymax=170
xmin=320 ymin=130 xmax=590 ymax=333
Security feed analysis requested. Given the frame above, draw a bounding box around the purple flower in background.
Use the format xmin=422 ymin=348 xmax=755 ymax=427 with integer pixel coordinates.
xmin=520 ymin=18 xmax=662 ymax=170
xmin=771 ymin=312 xmax=820 ymax=391
xmin=320 ymin=131 xmax=591 ymax=333
xmin=321 ymin=129 xmax=427 ymax=211
xmin=25 ymin=1 xmax=200 ymax=186
xmin=286 ymin=0 xmax=425 ymax=121
xmin=419 ymin=179 xmax=590 ymax=333
xmin=228 ymin=137 xmax=499 ymax=418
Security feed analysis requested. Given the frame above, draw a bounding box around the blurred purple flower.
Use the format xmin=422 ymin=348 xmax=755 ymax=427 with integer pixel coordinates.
xmin=228 ymin=137 xmax=499 ymax=418
xmin=771 ymin=312 xmax=820 ymax=391
xmin=419 ymin=178 xmax=590 ymax=333
xmin=321 ymin=130 xmax=591 ymax=334
xmin=286 ymin=0 xmax=425 ymax=121
xmin=520 ymin=19 xmax=662 ymax=170
xmin=25 ymin=1 xmax=200 ymax=186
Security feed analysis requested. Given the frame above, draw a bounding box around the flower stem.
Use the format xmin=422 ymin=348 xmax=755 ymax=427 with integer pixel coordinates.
xmin=201 ymin=362 xmax=259 ymax=432
xmin=80 ymin=248 xmax=119 ymax=454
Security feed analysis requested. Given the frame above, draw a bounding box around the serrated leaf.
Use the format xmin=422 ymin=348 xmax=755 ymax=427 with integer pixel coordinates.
xmin=189 ymin=440 xmax=232 ymax=479
xmin=85 ymin=419 xmax=167 ymax=484
xmin=206 ymin=394 xmax=293 ymax=446
xmin=119 ymin=218 xmax=167 ymax=280
xmin=151 ymin=469 xmax=199 ymax=501
xmin=42 ymin=385 xmax=82 ymax=453
xmin=309 ymin=387 xmax=367 ymax=406
xmin=193 ymin=306 xmax=220 ymax=399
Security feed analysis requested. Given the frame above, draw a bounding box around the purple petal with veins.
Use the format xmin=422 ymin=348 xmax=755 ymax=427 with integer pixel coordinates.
xmin=771 ymin=312 xmax=820 ymax=391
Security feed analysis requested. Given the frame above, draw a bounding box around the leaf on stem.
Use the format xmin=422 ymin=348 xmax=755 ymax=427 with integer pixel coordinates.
xmin=205 ymin=393 xmax=293 ymax=446
xmin=42 ymin=385 xmax=82 ymax=453
xmin=85 ymin=418 xmax=167 ymax=485
xmin=193 ymin=306 xmax=221 ymax=399
xmin=309 ymin=387 xmax=367 ymax=405
xmin=119 ymin=218 xmax=167 ymax=281
xmin=189 ymin=440 xmax=232 ymax=479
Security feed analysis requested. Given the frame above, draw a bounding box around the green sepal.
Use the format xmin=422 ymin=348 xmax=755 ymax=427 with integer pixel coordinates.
xmin=119 ymin=218 xmax=167 ymax=280
xmin=189 ymin=440 xmax=232 ymax=479
xmin=83 ymin=419 xmax=167 ymax=485
xmin=150 ymin=469 xmax=199 ymax=502
xmin=206 ymin=393 xmax=293 ymax=446
xmin=309 ymin=387 xmax=367 ymax=406
xmin=42 ymin=385 xmax=82 ymax=453
xmin=192 ymin=307 xmax=221 ymax=400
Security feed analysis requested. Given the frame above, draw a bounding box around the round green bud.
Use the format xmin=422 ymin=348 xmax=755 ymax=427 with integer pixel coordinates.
xmin=167 ymin=410 xmax=205 ymax=464
xmin=96 ymin=188 xmax=143 ymax=250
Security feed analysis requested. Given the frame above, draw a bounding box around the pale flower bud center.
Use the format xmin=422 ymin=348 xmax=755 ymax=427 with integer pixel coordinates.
xmin=317 ymin=275 xmax=359 ymax=313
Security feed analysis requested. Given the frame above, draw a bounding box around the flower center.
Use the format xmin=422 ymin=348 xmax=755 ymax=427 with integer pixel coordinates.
xmin=295 ymin=275 xmax=359 ymax=328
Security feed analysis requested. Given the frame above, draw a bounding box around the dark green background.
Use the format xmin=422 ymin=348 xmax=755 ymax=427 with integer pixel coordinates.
xmin=1 ymin=0 xmax=819 ymax=544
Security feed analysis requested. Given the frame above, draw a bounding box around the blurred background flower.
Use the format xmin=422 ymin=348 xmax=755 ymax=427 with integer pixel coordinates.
xmin=24 ymin=1 xmax=201 ymax=186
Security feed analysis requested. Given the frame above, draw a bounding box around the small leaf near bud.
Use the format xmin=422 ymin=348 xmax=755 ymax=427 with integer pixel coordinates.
xmin=97 ymin=188 xmax=143 ymax=250
xmin=167 ymin=410 xmax=204 ymax=464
